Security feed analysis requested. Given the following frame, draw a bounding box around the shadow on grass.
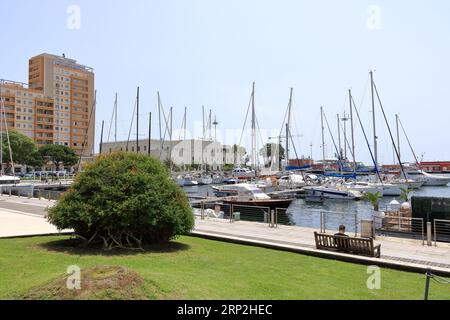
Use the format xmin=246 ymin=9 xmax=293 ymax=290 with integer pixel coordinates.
xmin=38 ymin=237 xmax=191 ymax=256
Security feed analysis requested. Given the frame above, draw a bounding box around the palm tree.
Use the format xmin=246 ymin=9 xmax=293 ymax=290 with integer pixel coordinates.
xmin=399 ymin=187 xmax=411 ymax=203
xmin=363 ymin=191 xmax=382 ymax=211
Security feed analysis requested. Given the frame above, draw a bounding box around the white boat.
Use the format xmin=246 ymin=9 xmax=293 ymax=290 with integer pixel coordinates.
xmin=211 ymin=174 xmax=223 ymax=184
xmin=278 ymin=174 xmax=305 ymax=189
xmin=391 ymin=178 xmax=424 ymax=190
xmin=176 ymin=175 xmax=198 ymax=187
xmin=0 ymin=175 xmax=20 ymax=185
xmin=303 ymin=185 xmax=362 ymax=200
xmin=197 ymin=175 xmax=213 ymax=185
xmin=354 ymin=179 xmax=404 ymax=197
xmin=220 ymin=183 xmax=294 ymax=208
xmin=380 ymin=183 xmax=403 ymax=196
xmin=405 ymin=170 xmax=450 ymax=187
xmin=232 ymin=167 xmax=256 ymax=179
xmin=341 ymin=181 xmax=384 ymax=196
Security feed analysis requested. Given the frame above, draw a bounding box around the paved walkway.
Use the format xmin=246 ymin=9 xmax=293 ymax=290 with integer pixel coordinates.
xmin=0 ymin=196 xmax=67 ymax=238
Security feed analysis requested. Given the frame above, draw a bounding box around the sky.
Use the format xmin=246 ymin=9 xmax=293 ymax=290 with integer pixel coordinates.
xmin=1 ymin=0 xmax=450 ymax=165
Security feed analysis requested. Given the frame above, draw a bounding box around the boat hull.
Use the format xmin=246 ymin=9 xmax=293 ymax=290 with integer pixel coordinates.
xmin=223 ymin=198 xmax=293 ymax=209
xmin=303 ymin=187 xmax=360 ymax=200
xmin=381 ymin=184 xmax=402 ymax=196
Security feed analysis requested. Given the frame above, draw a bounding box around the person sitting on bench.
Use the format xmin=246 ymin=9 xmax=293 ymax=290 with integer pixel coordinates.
xmin=334 ymin=225 xmax=349 ymax=237
xmin=334 ymin=224 xmax=349 ymax=250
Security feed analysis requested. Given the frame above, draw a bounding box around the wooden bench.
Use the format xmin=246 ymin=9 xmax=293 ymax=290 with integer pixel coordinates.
xmin=314 ymin=232 xmax=381 ymax=258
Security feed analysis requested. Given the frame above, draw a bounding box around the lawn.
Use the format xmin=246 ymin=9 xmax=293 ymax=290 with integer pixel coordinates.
xmin=0 ymin=235 xmax=448 ymax=300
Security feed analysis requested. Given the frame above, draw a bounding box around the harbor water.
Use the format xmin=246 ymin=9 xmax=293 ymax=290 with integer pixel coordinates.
xmin=184 ymin=176 xmax=450 ymax=232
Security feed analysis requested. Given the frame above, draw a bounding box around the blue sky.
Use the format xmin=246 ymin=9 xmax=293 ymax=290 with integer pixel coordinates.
xmin=1 ymin=0 xmax=450 ymax=164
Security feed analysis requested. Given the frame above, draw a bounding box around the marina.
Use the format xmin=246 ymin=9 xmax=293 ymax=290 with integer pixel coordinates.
xmin=2 ymin=0 xmax=450 ymax=303
xmin=185 ymin=179 xmax=450 ymax=232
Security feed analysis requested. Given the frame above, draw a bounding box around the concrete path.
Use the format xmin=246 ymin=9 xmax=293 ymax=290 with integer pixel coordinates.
xmin=0 ymin=196 xmax=68 ymax=238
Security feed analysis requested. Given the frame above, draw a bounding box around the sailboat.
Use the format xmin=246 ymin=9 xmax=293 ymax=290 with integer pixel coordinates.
xmin=0 ymin=83 xmax=21 ymax=186
xmin=405 ymin=170 xmax=450 ymax=187
xmin=346 ymin=73 xmax=407 ymax=197
xmin=394 ymin=114 xmax=450 ymax=186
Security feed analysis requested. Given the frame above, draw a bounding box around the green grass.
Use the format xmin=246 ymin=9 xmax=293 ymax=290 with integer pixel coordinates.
xmin=0 ymin=235 xmax=448 ymax=300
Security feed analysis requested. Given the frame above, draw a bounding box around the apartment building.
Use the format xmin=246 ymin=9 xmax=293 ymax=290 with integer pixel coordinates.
xmin=0 ymin=53 xmax=95 ymax=156
xmin=0 ymin=80 xmax=55 ymax=145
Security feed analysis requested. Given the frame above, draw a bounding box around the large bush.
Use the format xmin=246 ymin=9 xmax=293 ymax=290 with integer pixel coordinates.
xmin=48 ymin=152 xmax=194 ymax=249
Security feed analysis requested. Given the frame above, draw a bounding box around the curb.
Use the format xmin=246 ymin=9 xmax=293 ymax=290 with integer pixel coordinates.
xmin=0 ymin=231 xmax=74 ymax=240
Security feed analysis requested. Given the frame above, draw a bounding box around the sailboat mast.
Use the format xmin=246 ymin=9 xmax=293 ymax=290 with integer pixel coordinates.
xmin=114 ymin=93 xmax=118 ymax=142
xmin=202 ymin=106 xmax=205 ymax=140
xmin=251 ymin=82 xmax=256 ymax=170
xmin=169 ymin=107 xmax=173 ymax=169
xmin=286 ymin=87 xmax=293 ymax=165
xmin=99 ymin=120 xmax=104 ymax=155
xmin=373 ymin=81 xmax=407 ymax=179
xmin=349 ymin=89 xmax=356 ymax=171
xmin=396 ymin=114 xmax=401 ymax=164
xmin=209 ymin=109 xmax=212 ymax=140
xmin=285 ymin=123 xmax=289 ymax=168
xmin=320 ymin=106 xmax=325 ymax=161
xmin=136 ymin=87 xmax=139 ymax=153
xmin=370 ymin=71 xmax=378 ymax=166
xmin=336 ymin=114 xmax=341 ymax=159
xmin=343 ymin=112 xmax=348 ymax=159
xmin=184 ymin=107 xmax=187 ymax=140
xmin=157 ymin=92 xmax=162 ymax=152
xmin=148 ymin=112 xmax=151 ymax=156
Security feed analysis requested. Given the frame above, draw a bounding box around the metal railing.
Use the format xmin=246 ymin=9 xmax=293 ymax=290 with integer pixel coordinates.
xmin=0 ymin=185 xmax=63 ymax=201
xmin=193 ymin=203 xmax=359 ymax=235
xmin=373 ymin=213 xmax=424 ymax=245
xmin=274 ymin=208 xmax=294 ymax=227
xmin=433 ymin=219 xmax=450 ymax=246
xmin=318 ymin=210 xmax=359 ymax=236
xmin=229 ymin=204 xmax=271 ymax=225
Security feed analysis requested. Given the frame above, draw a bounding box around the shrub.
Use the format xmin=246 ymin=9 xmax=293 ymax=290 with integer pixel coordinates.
xmin=48 ymin=152 xmax=194 ymax=250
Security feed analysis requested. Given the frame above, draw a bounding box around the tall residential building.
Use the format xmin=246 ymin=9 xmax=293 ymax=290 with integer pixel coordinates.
xmin=0 ymin=53 xmax=95 ymax=156
xmin=29 ymin=53 xmax=95 ymax=155
xmin=0 ymin=80 xmax=55 ymax=146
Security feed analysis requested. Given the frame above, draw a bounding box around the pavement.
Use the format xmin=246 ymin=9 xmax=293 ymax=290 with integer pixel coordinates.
xmin=0 ymin=195 xmax=67 ymax=238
